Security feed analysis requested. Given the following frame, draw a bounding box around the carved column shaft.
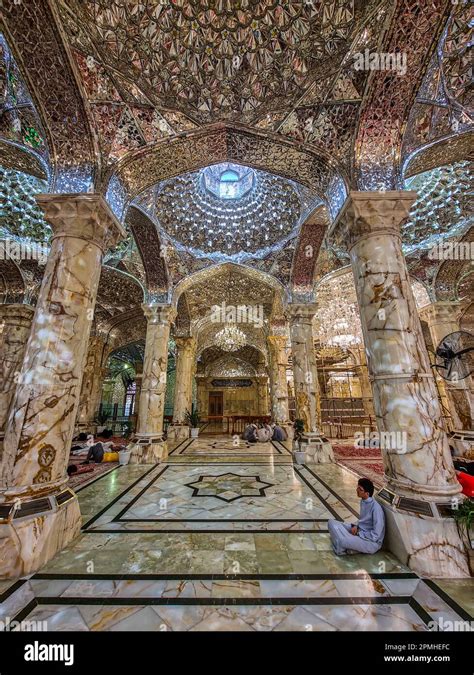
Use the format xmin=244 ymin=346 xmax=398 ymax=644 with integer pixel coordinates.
xmin=289 ymin=305 xmax=321 ymax=433
xmin=331 ymin=191 xmax=468 ymax=578
xmin=267 ymin=335 xmax=289 ymax=423
xmin=129 ymin=304 xmax=175 ymax=463
xmin=133 ymin=360 xmax=143 ymax=419
xmin=354 ymin=346 xmax=376 ymax=421
xmin=334 ymin=192 xmax=460 ymax=498
xmin=0 ymin=304 xmax=34 ymax=434
xmin=172 ymin=336 xmax=197 ymax=424
xmin=256 ymin=375 xmax=269 ymax=416
xmin=0 ymin=194 xmax=125 ymax=579
xmin=135 ymin=304 xmax=173 ymax=437
xmin=77 ymin=334 xmax=108 ymax=430
xmin=1 ymin=194 xmax=125 ymax=495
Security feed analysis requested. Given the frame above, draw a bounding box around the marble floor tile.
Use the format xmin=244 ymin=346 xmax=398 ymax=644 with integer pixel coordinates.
xmin=413 ymin=581 xmax=471 ymax=625
xmin=22 ymin=606 xmax=90 ymax=632
xmin=0 ymin=582 xmax=35 ymax=623
xmin=224 ymin=534 xmax=256 ymax=551
xmin=223 ymin=551 xmax=259 ymax=574
xmin=29 ymin=580 xmax=75 ymax=598
xmin=333 ymin=578 xmax=389 ymax=597
xmin=187 ymin=550 xmax=225 ymax=574
xmin=381 ymin=579 xmax=421 ymax=596
xmin=431 ymin=579 xmax=474 ymax=618
xmin=77 ymin=604 xmax=144 ymax=631
xmin=19 ymin=434 xmax=467 ymax=633
xmin=273 ymin=605 xmax=339 ymax=631
xmin=257 ymin=550 xmax=293 ymax=573
xmin=211 ymin=580 xmax=261 ymax=598
xmin=259 ymin=579 xmax=338 ymax=598
xmin=107 ymin=606 xmax=170 ymax=631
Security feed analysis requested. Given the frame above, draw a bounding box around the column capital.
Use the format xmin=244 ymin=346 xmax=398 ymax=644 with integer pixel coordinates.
xmin=36 ymin=193 xmax=126 ymax=252
xmin=330 ymin=190 xmax=417 ymax=250
xmin=419 ymin=301 xmax=463 ymax=326
xmin=267 ymin=335 xmax=287 ymax=349
xmin=287 ymin=303 xmax=318 ymax=322
xmin=142 ymin=303 xmax=176 ymax=325
xmin=0 ymin=303 xmax=35 ymax=327
xmin=174 ymin=335 xmax=197 ymax=353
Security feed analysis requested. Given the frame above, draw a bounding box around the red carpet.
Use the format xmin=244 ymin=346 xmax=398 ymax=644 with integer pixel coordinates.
xmin=67 ymin=436 xmax=127 ymax=490
xmin=67 ymin=457 xmax=118 ymax=491
xmin=333 ymin=444 xmax=384 ymax=487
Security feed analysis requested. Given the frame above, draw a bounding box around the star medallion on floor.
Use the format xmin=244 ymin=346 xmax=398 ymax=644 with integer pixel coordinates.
xmin=185 ymin=472 xmax=274 ymax=502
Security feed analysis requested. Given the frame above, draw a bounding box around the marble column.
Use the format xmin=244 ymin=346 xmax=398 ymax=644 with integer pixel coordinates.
xmin=288 ymin=304 xmax=334 ymax=462
xmin=420 ymin=301 xmax=474 ymax=455
xmin=169 ymin=336 xmax=196 ymax=441
xmin=196 ymin=375 xmax=208 ymax=418
xmin=331 ymin=191 xmax=468 ymax=577
xmin=128 ymin=304 xmax=175 ymax=464
xmin=0 ymin=304 xmax=34 ymax=436
xmin=267 ymin=335 xmax=290 ymax=429
xmin=133 ymin=360 xmax=143 ymax=431
xmin=0 ymin=194 xmax=125 ymax=578
xmin=256 ymin=375 xmax=270 ymax=416
xmin=76 ymin=333 xmax=108 ymax=433
xmin=354 ymin=346 xmax=376 ymax=422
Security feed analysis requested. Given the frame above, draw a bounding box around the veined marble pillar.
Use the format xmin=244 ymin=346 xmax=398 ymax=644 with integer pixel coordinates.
xmin=133 ymin=360 xmax=143 ymax=428
xmin=0 ymin=194 xmax=125 ymax=578
xmin=196 ymin=375 xmax=208 ymax=417
xmin=128 ymin=304 xmax=175 ymax=464
xmin=288 ymin=304 xmax=333 ymax=462
xmin=170 ymin=336 xmax=196 ymax=441
xmin=0 ymin=304 xmax=34 ymax=436
xmin=420 ymin=301 xmax=474 ymax=455
xmin=267 ymin=335 xmax=290 ymax=427
xmin=354 ymin=346 xmax=376 ymax=422
xmin=332 ymin=191 xmax=468 ymax=577
xmin=76 ymin=334 xmax=108 ymax=433
xmin=256 ymin=376 xmax=269 ymax=416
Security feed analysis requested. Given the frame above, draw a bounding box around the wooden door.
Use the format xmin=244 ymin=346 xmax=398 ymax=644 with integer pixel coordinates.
xmin=209 ymin=391 xmax=223 ymax=416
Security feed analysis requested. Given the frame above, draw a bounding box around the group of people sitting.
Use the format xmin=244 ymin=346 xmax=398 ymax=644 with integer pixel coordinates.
xmin=242 ymin=422 xmax=288 ymax=443
xmin=67 ymin=434 xmax=120 ymax=477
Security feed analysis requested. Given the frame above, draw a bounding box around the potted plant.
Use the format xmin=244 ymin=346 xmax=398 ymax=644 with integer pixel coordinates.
xmin=95 ymin=409 xmax=109 ymax=434
xmin=185 ymin=404 xmax=201 ymax=439
xmin=293 ymin=419 xmax=306 ymax=464
xmin=452 ymin=497 xmax=474 ymax=575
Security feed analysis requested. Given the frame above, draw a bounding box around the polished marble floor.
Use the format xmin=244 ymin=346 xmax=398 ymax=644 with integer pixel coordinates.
xmin=2 ymin=435 xmax=472 ymax=631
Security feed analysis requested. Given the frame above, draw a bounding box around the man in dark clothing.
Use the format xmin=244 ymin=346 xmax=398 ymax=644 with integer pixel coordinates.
xmin=83 ymin=442 xmax=105 ymax=464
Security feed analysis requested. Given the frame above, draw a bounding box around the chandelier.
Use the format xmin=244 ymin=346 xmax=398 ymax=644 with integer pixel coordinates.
xmin=315 ymin=274 xmax=363 ymax=349
xmin=215 ymin=323 xmax=247 ymax=352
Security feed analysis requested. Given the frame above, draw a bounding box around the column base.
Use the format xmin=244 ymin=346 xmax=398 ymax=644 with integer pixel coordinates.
xmin=298 ymin=433 xmax=334 ymax=463
xmin=167 ymin=424 xmax=190 ymax=442
xmin=128 ymin=435 xmax=168 ymax=464
xmin=376 ymin=489 xmax=470 ymax=578
xmin=450 ymin=429 xmax=474 ymax=458
xmin=0 ymin=489 xmax=81 ymax=579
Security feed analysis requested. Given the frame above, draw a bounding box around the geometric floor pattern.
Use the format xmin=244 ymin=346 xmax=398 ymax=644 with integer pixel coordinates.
xmin=1 ymin=435 xmax=472 ymax=631
xmin=184 ymin=473 xmax=274 ymax=502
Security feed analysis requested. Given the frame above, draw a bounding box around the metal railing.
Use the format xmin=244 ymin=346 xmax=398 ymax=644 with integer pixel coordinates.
xmin=321 ymin=418 xmax=376 ymax=440
xmin=201 ymin=415 xmax=271 ymax=435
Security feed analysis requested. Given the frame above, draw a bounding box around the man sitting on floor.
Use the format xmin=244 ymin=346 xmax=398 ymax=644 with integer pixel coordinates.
xmin=271 ymin=423 xmax=287 ymax=441
xmin=327 ymin=477 xmax=385 ymax=556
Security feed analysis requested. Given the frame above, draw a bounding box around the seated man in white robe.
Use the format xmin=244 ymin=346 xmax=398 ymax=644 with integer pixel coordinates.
xmin=328 ymin=477 xmax=385 ymax=556
xmin=256 ymin=424 xmax=271 ymax=442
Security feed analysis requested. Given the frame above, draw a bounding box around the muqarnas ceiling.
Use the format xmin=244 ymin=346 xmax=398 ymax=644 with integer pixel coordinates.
xmin=134 ymin=162 xmax=321 ymax=262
